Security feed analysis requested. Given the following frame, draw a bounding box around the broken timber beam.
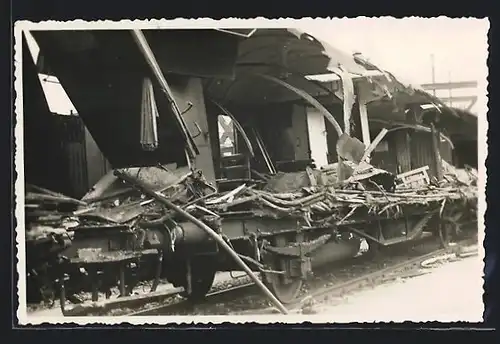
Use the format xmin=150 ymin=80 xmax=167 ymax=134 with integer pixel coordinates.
xmin=431 ymin=122 xmax=444 ymax=181
xmin=360 ymin=128 xmax=388 ymax=163
xmin=358 ymin=101 xmax=371 ymax=148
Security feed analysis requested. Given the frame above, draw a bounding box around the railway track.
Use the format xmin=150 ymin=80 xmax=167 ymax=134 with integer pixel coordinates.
xmin=126 ymin=282 xmax=257 ymax=316
xmin=124 ymin=235 xmax=478 ymax=317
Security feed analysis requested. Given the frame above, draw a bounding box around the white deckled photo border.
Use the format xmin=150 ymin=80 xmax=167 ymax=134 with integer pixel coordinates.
xmin=13 ymin=17 xmax=489 ymax=326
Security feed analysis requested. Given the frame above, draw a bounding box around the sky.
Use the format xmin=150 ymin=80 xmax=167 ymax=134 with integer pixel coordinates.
xmin=24 ymin=17 xmax=489 ymax=116
xmin=296 ymin=17 xmax=489 ymax=115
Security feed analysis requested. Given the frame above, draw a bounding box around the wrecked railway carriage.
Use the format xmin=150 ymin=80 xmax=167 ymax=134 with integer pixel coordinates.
xmin=22 ymin=28 xmax=478 ymax=307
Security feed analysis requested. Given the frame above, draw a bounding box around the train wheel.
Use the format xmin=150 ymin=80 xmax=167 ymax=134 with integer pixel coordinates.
xmin=262 ymin=253 xmax=303 ymax=304
xmin=262 ymin=235 xmax=305 ymax=304
xmin=185 ymin=269 xmax=216 ymax=302
xmin=180 ymin=259 xmax=216 ymax=302
xmin=263 ymin=270 xmax=303 ymax=304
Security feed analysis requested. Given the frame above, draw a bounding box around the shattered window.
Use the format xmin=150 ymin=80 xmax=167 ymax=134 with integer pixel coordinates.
xmin=218 ymin=115 xmax=236 ymax=156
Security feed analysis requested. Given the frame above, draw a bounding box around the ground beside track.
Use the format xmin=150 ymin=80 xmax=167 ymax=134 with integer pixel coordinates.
xmin=293 ymin=253 xmax=483 ymax=322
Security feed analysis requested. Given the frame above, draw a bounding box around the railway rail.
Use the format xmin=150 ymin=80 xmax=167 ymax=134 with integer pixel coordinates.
xmin=126 ymin=282 xmax=257 ymax=316
xmin=123 ymin=236 xmax=477 ymax=317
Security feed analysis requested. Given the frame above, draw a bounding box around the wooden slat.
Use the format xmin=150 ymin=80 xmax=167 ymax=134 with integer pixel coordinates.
xmin=420 ymin=81 xmax=478 ymax=90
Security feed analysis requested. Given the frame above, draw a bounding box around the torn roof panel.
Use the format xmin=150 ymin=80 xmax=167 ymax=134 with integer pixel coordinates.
xmin=207 ymin=28 xmax=443 ymax=111
xmin=207 ymin=28 xmax=368 ymax=105
xmin=235 ymin=29 xmax=367 ymax=76
xmin=285 ymin=28 xmax=367 ymax=75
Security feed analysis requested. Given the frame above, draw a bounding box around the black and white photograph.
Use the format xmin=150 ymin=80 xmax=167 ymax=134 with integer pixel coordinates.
xmin=14 ymin=17 xmax=487 ymax=325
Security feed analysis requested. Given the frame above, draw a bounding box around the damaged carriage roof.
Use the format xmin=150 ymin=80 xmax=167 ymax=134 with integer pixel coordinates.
xmin=206 ymin=28 xmax=382 ymax=105
xmin=30 ymin=28 xmax=458 ymax=168
xmin=206 ymin=29 xmax=446 ymax=110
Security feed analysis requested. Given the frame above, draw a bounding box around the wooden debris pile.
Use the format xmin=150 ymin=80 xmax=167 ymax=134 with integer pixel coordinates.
xmin=201 ymin=161 xmax=478 ymax=226
xmin=24 ymin=161 xmax=478 ymax=251
xmin=24 ymin=185 xmax=83 ymax=303
xmin=25 ymin=185 xmax=82 ymax=260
